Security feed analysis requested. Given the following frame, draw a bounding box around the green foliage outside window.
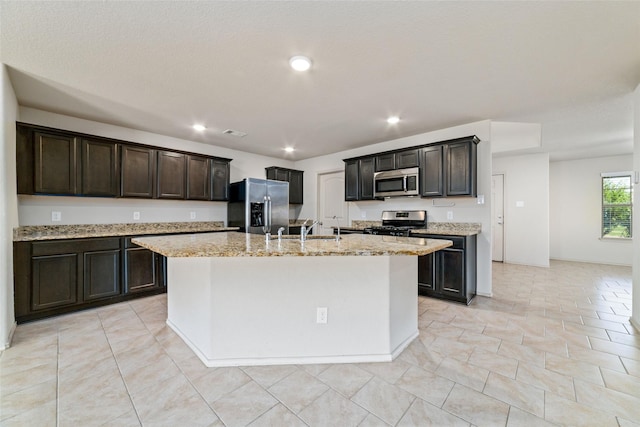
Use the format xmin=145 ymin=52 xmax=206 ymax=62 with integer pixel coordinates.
xmin=602 ymin=175 xmax=632 ymax=238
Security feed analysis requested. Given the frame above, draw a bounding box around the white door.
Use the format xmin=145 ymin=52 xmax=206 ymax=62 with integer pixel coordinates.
xmin=317 ymin=170 xmax=349 ymax=235
xmin=492 ymin=174 xmax=505 ymax=262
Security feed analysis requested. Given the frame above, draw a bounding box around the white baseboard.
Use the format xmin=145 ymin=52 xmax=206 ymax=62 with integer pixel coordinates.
xmin=549 ymin=257 xmax=632 ymax=267
xmin=1 ymin=321 xmax=17 ymax=351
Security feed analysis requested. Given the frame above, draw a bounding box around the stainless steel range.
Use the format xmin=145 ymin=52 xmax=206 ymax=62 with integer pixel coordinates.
xmin=364 ymin=210 xmax=427 ymax=237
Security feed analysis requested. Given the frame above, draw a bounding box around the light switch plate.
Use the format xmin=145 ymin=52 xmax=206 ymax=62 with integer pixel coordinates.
xmin=51 ymin=211 xmax=61 ymax=222
xmin=477 ymin=195 xmax=485 ymax=204
xmin=516 ymin=201 xmax=525 ymax=208
xmin=190 ymin=211 xmax=196 ymax=220
xmin=447 ymin=211 xmax=454 ymax=220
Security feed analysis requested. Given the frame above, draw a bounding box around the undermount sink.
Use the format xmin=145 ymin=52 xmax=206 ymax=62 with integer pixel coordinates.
xmin=271 ymin=235 xmax=340 ymax=241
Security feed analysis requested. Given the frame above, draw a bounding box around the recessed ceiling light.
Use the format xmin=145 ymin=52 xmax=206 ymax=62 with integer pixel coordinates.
xmin=284 ymin=147 xmax=294 ymax=153
xmin=387 ymin=116 xmax=400 ymax=125
xmin=289 ymin=55 xmax=312 ymax=71
xmin=193 ymin=124 xmax=206 ymax=131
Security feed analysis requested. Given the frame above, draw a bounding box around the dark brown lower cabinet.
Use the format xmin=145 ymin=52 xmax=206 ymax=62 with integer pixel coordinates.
xmin=124 ymin=238 xmax=164 ymax=293
xmin=14 ymin=236 xmax=166 ymax=323
xmin=31 ymin=253 xmax=78 ymax=311
xmin=417 ymin=234 xmax=477 ymax=304
xmin=84 ymin=249 xmax=121 ymax=300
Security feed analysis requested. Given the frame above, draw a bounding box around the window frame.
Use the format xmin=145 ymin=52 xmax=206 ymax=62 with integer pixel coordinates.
xmin=601 ymin=171 xmax=633 ymax=240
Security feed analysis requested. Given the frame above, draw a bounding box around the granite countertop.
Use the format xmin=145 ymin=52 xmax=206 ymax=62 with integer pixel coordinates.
xmin=13 ymin=221 xmax=238 ymax=242
xmin=333 ymin=221 xmax=481 ymax=236
xmin=411 ymin=222 xmax=482 ymax=237
xmin=132 ymin=232 xmax=453 ymax=258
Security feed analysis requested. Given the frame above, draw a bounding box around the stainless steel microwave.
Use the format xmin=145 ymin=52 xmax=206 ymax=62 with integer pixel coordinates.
xmin=374 ymin=167 xmax=420 ymax=198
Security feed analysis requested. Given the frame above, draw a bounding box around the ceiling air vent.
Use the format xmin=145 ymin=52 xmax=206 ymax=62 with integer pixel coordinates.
xmin=222 ymin=129 xmax=247 ymax=137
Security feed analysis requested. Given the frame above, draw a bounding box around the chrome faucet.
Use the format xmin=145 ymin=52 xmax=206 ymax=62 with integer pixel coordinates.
xmin=277 ymin=226 xmax=285 ymax=242
xmin=333 ymin=215 xmax=340 ymax=242
xmin=300 ymin=219 xmax=318 ymax=242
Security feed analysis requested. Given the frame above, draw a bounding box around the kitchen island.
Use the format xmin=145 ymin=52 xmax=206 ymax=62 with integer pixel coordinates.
xmin=132 ymin=232 xmax=452 ymax=367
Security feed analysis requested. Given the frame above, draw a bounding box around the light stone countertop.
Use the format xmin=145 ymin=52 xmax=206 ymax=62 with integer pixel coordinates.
xmin=411 ymin=222 xmax=482 ymax=236
xmin=13 ymin=221 xmax=238 ymax=242
xmin=332 ymin=221 xmax=482 ymax=236
xmin=132 ymin=231 xmax=453 ymax=258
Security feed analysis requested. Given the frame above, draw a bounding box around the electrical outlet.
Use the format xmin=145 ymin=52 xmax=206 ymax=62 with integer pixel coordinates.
xmin=190 ymin=211 xmax=196 ymax=220
xmin=51 ymin=211 xmax=61 ymax=222
xmin=477 ymin=195 xmax=485 ymax=205
xmin=447 ymin=211 xmax=453 ymax=220
xmin=133 ymin=211 xmax=140 ymax=220
xmin=316 ymin=307 xmax=328 ymax=324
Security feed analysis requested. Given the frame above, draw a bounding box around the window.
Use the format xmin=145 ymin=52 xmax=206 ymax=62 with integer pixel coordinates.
xmin=602 ymin=172 xmax=632 ymax=239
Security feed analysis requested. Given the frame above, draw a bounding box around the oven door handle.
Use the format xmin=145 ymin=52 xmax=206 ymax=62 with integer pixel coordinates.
xmin=403 ymin=175 xmax=408 ymax=192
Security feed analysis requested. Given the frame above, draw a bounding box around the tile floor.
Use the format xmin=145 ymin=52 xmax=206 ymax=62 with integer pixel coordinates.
xmin=1 ymin=260 xmax=639 ymax=426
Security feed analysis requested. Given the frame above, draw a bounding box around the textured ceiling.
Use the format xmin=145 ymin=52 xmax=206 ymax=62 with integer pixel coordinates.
xmin=1 ymin=1 xmax=639 ymax=160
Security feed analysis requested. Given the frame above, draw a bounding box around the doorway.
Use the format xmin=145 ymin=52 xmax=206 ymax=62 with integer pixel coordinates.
xmin=317 ymin=170 xmax=349 ymax=235
xmin=492 ymin=174 xmax=505 ymax=262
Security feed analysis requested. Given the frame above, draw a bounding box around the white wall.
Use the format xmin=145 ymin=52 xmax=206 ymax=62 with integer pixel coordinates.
xmin=1 ymin=65 xmax=19 ymax=349
xmin=17 ymin=108 xmax=295 ymax=225
xmin=550 ymin=155 xmax=633 ymax=266
xmin=493 ymin=153 xmax=550 ymax=267
xmin=632 ymin=83 xmax=640 ymax=331
xmin=295 ymin=120 xmax=494 ymax=297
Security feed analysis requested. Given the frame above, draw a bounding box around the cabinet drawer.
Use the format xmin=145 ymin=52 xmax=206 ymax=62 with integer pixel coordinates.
xmin=32 ymin=238 xmax=121 ymax=256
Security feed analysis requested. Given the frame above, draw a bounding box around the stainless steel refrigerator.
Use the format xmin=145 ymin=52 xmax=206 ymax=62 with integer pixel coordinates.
xmin=227 ymin=178 xmax=289 ymax=234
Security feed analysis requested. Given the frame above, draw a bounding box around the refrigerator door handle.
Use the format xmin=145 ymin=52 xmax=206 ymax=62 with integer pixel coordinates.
xmin=264 ymin=196 xmax=272 ymax=233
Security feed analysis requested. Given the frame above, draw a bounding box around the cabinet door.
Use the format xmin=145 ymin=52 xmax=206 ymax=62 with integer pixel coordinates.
xmin=81 ymin=139 xmax=119 ymax=196
xmin=156 ymin=150 xmax=186 ymax=199
xmin=437 ymin=249 xmax=465 ymax=299
xmin=31 ymin=253 xmax=78 ymax=311
xmin=375 ymin=153 xmax=395 ymax=172
xmin=396 ymin=149 xmax=420 ymax=169
xmin=121 ymin=145 xmax=155 ymax=198
xmin=266 ymin=167 xmax=289 ymax=182
xmin=34 ymin=132 xmax=79 ymax=195
xmin=289 ymin=170 xmax=304 ymax=204
xmin=344 ymin=160 xmax=359 ymax=201
xmin=83 ymin=250 xmax=121 ymax=300
xmin=124 ymin=247 xmax=158 ymax=293
xmin=417 ymin=253 xmax=435 ymax=291
xmin=360 ymin=157 xmax=376 ymax=200
xmin=446 ymin=141 xmax=475 ymax=196
xmin=211 ymin=159 xmax=230 ymax=201
xmin=421 ymin=146 xmax=444 ymax=197
xmin=187 ymin=155 xmax=210 ymax=200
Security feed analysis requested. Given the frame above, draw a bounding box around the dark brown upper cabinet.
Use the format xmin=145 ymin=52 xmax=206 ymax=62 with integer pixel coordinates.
xmin=210 ymin=159 xmax=230 ymax=201
xmin=396 ymin=150 xmax=420 ymax=169
xmin=374 ymin=149 xmax=419 ymax=172
xmin=343 ymin=157 xmax=375 ymax=201
xmin=156 ymin=150 xmax=186 ymax=199
xmin=186 ymin=155 xmax=210 ymax=200
xmin=421 ymin=145 xmax=444 ymax=197
xmin=446 ymin=140 xmax=477 ymax=197
xmin=34 ymin=131 xmax=79 ymax=195
xmin=344 ymin=159 xmax=359 ymax=201
xmin=344 ymin=135 xmax=479 ymax=201
xmin=375 ymin=153 xmax=395 ymax=172
xmin=81 ymin=139 xmax=119 ymax=197
xmin=265 ymin=166 xmax=304 ymax=204
xmin=121 ymin=145 xmax=155 ymax=198
xmin=17 ymin=122 xmax=232 ymax=201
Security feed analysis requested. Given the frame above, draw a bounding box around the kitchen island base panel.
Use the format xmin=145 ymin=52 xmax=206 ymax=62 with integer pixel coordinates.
xmin=166 ymin=255 xmax=419 ymax=367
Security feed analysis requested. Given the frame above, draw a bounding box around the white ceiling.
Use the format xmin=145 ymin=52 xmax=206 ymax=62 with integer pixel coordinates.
xmin=1 ymin=1 xmax=639 ymax=161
